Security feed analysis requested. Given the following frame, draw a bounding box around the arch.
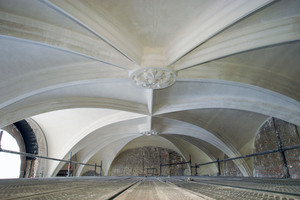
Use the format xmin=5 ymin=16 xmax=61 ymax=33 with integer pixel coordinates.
xmin=0 ymin=130 xmax=21 ymax=178
xmin=107 ymin=135 xmax=192 ymax=176
xmin=1 ymin=125 xmax=25 ymax=178
xmin=25 ymin=118 xmax=48 ymax=177
xmin=153 ymin=116 xmax=252 ymax=176
xmin=2 ymin=119 xmax=47 ymax=178
xmin=154 ymin=80 xmax=300 ymax=126
xmin=75 ymin=135 xmax=140 ymax=177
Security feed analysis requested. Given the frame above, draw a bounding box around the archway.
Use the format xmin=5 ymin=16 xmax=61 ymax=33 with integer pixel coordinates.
xmin=0 ymin=130 xmax=21 ymax=178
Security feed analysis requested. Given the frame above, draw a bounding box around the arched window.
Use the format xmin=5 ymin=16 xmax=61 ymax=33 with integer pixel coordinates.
xmin=0 ymin=130 xmax=21 ymax=179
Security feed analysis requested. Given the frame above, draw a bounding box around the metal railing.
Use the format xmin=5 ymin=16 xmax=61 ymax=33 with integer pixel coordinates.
xmin=0 ymin=148 xmax=103 ymax=177
xmin=0 ymin=130 xmax=102 ymax=177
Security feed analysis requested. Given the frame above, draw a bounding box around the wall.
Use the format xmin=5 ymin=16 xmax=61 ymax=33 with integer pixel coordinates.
xmin=168 ymin=151 xmax=188 ymax=176
xmin=223 ymin=155 xmax=243 ymax=177
xmin=109 ymin=146 xmax=189 ymax=176
xmin=254 ymin=118 xmax=300 ymax=178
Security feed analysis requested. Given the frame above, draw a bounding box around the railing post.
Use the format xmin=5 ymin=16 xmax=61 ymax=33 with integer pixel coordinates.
xmin=100 ymin=160 xmax=102 ymax=176
xmin=195 ymin=163 xmax=198 ymax=176
xmin=0 ymin=131 xmax=3 ymax=150
xmin=189 ymin=154 xmax=192 ymax=176
xmin=159 ymin=153 xmax=162 ymax=176
xmin=217 ymin=158 xmax=221 ymax=176
xmin=142 ymin=154 xmax=145 ymax=176
xmin=67 ymin=152 xmax=72 ymax=177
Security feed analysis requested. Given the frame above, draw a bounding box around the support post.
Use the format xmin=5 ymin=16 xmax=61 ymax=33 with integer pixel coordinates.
xmin=94 ymin=163 xmax=97 ymax=176
xmin=217 ymin=158 xmax=221 ymax=176
xmin=0 ymin=131 xmax=3 ymax=150
xmin=273 ymin=118 xmax=290 ymax=178
xmin=100 ymin=160 xmax=102 ymax=176
xmin=159 ymin=153 xmax=162 ymax=176
xmin=189 ymin=154 xmax=192 ymax=176
xmin=195 ymin=163 xmax=198 ymax=176
xmin=67 ymin=152 xmax=72 ymax=177
xmin=142 ymin=154 xmax=145 ymax=176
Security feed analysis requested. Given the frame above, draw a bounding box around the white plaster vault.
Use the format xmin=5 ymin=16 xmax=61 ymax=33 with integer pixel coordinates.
xmin=0 ymin=0 xmax=299 ymax=177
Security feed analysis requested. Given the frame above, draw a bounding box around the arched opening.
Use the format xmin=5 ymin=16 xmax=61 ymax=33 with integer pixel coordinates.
xmin=0 ymin=130 xmax=21 ymax=179
xmin=108 ymin=146 xmax=189 ymax=176
xmin=1 ymin=119 xmax=48 ymax=178
xmin=254 ymin=118 xmax=300 ymax=179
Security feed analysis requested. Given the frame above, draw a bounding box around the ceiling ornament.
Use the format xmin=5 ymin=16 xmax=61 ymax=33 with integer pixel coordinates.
xmin=140 ymin=130 xmax=159 ymax=136
xmin=130 ymin=67 xmax=176 ymax=89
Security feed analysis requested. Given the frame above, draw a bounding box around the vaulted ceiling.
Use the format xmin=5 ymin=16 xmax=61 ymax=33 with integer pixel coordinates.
xmin=0 ymin=0 xmax=299 ymax=176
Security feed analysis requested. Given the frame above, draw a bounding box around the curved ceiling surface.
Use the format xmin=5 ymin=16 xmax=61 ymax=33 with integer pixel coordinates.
xmin=0 ymin=0 xmax=299 ymax=177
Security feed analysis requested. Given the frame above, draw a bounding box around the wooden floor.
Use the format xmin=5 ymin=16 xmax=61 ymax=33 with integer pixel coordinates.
xmin=0 ymin=176 xmax=299 ymax=200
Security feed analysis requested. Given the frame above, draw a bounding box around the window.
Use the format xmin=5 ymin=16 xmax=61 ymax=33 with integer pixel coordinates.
xmin=0 ymin=130 xmax=21 ymax=178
